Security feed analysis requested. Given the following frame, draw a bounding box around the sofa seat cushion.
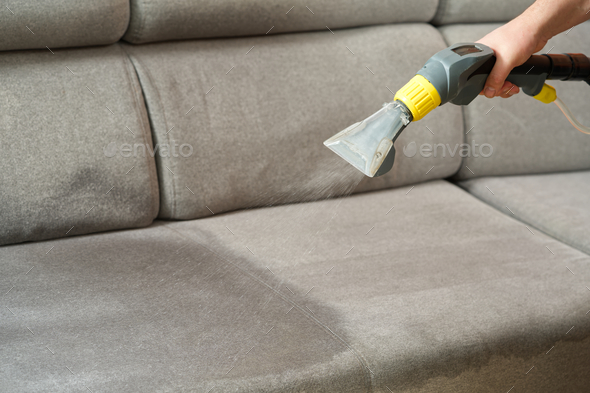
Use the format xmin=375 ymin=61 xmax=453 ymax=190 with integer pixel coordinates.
xmin=439 ymin=22 xmax=590 ymax=180
xmin=123 ymin=0 xmax=439 ymax=44
xmin=123 ymin=24 xmax=463 ymax=220
xmin=0 ymin=44 xmax=160 ymax=246
xmin=0 ymin=0 xmax=129 ymax=51
xmin=2 ymin=181 xmax=589 ymax=392
xmin=458 ymin=170 xmax=590 ymax=256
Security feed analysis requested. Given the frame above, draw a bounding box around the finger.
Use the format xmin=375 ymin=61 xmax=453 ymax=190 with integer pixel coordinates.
xmin=483 ymin=56 xmax=513 ymax=98
xmin=500 ymin=83 xmax=520 ymax=98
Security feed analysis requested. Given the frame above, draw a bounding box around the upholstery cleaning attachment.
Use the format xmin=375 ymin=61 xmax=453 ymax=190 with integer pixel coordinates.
xmin=324 ymin=43 xmax=590 ymax=177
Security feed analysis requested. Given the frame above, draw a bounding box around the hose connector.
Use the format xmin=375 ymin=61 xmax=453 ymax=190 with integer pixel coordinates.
xmin=394 ymin=75 xmax=441 ymax=121
xmin=533 ymin=83 xmax=557 ymax=104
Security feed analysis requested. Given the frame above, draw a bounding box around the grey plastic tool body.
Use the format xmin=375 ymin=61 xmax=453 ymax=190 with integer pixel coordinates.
xmin=417 ymin=43 xmax=548 ymax=106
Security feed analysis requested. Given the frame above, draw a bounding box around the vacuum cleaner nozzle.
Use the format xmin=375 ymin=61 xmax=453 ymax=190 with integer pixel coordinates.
xmin=323 ymin=101 xmax=412 ymax=177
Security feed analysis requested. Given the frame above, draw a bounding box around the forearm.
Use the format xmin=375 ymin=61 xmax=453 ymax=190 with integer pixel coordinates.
xmin=520 ymin=0 xmax=590 ymax=42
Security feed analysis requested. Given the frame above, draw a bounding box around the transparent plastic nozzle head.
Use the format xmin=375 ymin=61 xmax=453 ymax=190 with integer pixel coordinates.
xmin=323 ymin=101 xmax=412 ymax=177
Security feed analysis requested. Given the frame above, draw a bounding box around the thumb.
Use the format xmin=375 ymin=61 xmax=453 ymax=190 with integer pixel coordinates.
xmin=484 ymin=56 xmax=513 ymax=98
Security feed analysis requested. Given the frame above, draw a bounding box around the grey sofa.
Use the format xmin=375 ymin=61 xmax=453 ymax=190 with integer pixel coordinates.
xmin=2 ymin=1 xmax=590 ymax=392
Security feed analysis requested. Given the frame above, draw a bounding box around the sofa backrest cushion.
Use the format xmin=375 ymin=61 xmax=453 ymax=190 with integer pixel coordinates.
xmin=440 ymin=22 xmax=590 ymax=180
xmin=123 ymin=0 xmax=439 ymax=44
xmin=123 ymin=24 xmax=464 ymax=220
xmin=432 ymin=0 xmax=534 ymax=25
xmin=0 ymin=0 xmax=129 ymax=52
xmin=0 ymin=44 xmax=159 ymax=246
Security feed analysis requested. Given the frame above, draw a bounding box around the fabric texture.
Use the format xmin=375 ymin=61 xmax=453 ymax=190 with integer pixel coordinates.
xmin=123 ymin=0 xmax=439 ymax=44
xmin=0 ymin=44 xmax=159 ymax=246
xmin=0 ymin=0 xmax=129 ymax=51
xmin=2 ymin=180 xmax=589 ymax=392
xmin=458 ymin=170 xmax=590 ymax=256
xmin=439 ymin=22 xmax=590 ymax=180
xmin=123 ymin=24 xmax=463 ymax=220
xmin=432 ymin=0 xmax=534 ymax=25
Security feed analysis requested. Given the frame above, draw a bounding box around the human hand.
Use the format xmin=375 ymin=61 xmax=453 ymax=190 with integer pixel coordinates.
xmin=476 ymin=17 xmax=547 ymax=98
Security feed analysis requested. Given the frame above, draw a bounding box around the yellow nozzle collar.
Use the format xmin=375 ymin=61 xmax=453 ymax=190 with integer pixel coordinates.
xmin=533 ymin=83 xmax=557 ymax=104
xmin=394 ymin=74 xmax=441 ymax=121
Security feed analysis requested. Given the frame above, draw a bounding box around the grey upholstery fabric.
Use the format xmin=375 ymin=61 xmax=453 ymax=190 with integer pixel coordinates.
xmin=123 ymin=0 xmax=439 ymax=44
xmin=458 ymin=170 xmax=590 ymax=256
xmin=0 ymin=0 xmax=129 ymax=52
xmin=432 ymin=0 xmax=534 ymax=25
xmin=440 ymin=22 xmax=590 ymax=180
xmin=2 ymin=180 xmax=589 ymax=392
xmin=0 ymin=44 xmax=159 ymax=246
xmin=123 ymin=25 xmax=464 ymax=220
